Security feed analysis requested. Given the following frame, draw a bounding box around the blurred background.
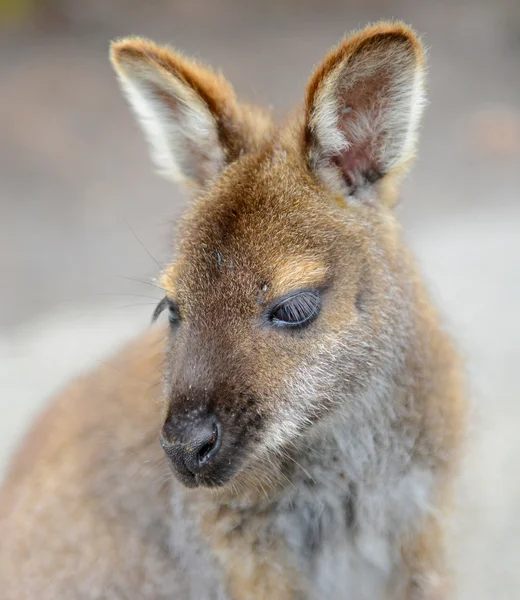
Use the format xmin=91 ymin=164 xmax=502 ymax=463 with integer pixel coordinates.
xmin=1 ymin=0 xmax=519 ymax=597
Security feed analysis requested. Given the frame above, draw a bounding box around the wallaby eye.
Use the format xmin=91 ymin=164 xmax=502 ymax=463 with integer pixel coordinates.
xmin=269 ymin=291 xmax=321 ymax=329
xmin=168 ymin=302 xmax=181 ymax=325
xmin=152 ymin=297 xmax=181 ymax=325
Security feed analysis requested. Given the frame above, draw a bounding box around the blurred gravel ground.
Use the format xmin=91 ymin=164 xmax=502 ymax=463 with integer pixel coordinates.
xmin=1 ymin=1 xmax=519 ymax=598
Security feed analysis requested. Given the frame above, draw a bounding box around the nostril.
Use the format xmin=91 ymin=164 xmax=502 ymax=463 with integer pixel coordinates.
xmin=161 ymin=414 xmax=222 ymax=477
xmin=197 ymin=421 xmax=220 ymax=466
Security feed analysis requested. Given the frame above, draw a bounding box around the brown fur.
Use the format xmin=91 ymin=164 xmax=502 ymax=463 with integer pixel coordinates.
xmin=0 ymin=328 xmax=176 ymax=598
xmin=0 ymin=22 xmax=467 ymax=600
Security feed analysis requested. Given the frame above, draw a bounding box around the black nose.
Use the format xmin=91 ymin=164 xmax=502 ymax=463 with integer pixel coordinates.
xmin=160 ymin=413 xmax=222 ymax=478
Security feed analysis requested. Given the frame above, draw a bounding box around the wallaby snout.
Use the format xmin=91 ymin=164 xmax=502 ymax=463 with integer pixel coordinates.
xmin=161 ymin=360 xmax=266 ymax=488
xmin=160 ymin=409 xmax=223 ymax=487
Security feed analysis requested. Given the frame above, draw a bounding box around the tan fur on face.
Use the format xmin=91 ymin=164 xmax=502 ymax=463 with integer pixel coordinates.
xmin=268 ymin=258 xmax=328 ymax=298
xmin=159 ymin=262 xmax=180 ymax=297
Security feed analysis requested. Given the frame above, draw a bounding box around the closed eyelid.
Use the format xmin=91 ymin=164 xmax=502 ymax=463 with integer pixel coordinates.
xmin=267 ymin=289 xmax=322 ymax=328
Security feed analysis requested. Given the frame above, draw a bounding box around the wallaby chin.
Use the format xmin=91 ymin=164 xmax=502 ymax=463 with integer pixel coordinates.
xmin=0 ymin=21 xmax=467 ymax=600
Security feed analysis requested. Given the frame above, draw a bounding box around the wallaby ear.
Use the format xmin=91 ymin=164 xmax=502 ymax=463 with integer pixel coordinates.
xmin=110 ymin=37 xmax=259 ymax=188
xmin=304 ymin=22 xmax=426 ymax=204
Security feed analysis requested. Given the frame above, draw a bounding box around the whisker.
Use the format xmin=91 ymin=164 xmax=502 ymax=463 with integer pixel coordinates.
xmin=124 ymin=219 xmax=165 ymax=272
xmin=155 ymin=471 xmax=174 ymax=487
xmin=276 ymin=448 xmax=316 ymax=484
xmin=100 ymin=292 xmax=162 ymax=300
xmin=257 ymin=480 xmax=270 ymax=502
xmin=117 ymin=302 xmax=160 ymax=309
xmin=123 ymin=220 xmax=177 ymax=290
xmin=117 ymin=276 xmax=168 ymax=293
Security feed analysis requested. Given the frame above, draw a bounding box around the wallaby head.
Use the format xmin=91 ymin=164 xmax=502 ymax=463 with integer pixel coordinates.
xmin=110 ymin=23 xmax=426 ymax=493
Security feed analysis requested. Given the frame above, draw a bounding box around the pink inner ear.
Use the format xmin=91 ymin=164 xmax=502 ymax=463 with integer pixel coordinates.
xmin=333 ymin=106 xmax=385 ymax=189
xmin=327 ymin=66 xmax=395 ymax=190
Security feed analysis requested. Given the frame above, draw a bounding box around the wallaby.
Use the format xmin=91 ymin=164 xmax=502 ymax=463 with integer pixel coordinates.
xmin=0 ymin=22 xmax=467 ymax=600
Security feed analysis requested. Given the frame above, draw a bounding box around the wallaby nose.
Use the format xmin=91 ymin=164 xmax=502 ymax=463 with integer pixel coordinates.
xmin=160 ymin=413 xmax=222 ymax=477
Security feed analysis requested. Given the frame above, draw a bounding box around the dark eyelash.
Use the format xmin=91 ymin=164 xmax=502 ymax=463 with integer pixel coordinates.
xmin=152 ymin=297 xmax=180 ymax=324
xmin=269 ymin=290 xmax=321 ymax=328
xmin=151 ymin=297 xmax=168 ymax=323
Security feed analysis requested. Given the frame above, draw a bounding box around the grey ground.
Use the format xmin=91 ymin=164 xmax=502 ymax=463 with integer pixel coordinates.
xmin=1 ymin=1 xmax=519 ymax=598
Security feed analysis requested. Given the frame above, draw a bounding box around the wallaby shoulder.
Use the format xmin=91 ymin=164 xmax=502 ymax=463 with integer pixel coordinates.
xmin=0 ymin=327 xmax=185 ymax=599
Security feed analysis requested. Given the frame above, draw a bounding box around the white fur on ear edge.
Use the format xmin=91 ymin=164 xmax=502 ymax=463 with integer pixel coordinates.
xmin=111 ymin=41 xmax=224 ymax=187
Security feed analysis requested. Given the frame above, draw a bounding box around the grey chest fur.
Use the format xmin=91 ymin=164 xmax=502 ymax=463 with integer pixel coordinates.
xmin=170 ymin=459 xmax=431 ymax=599
xmin=274 ymin=478 xmax=391 ymax=599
